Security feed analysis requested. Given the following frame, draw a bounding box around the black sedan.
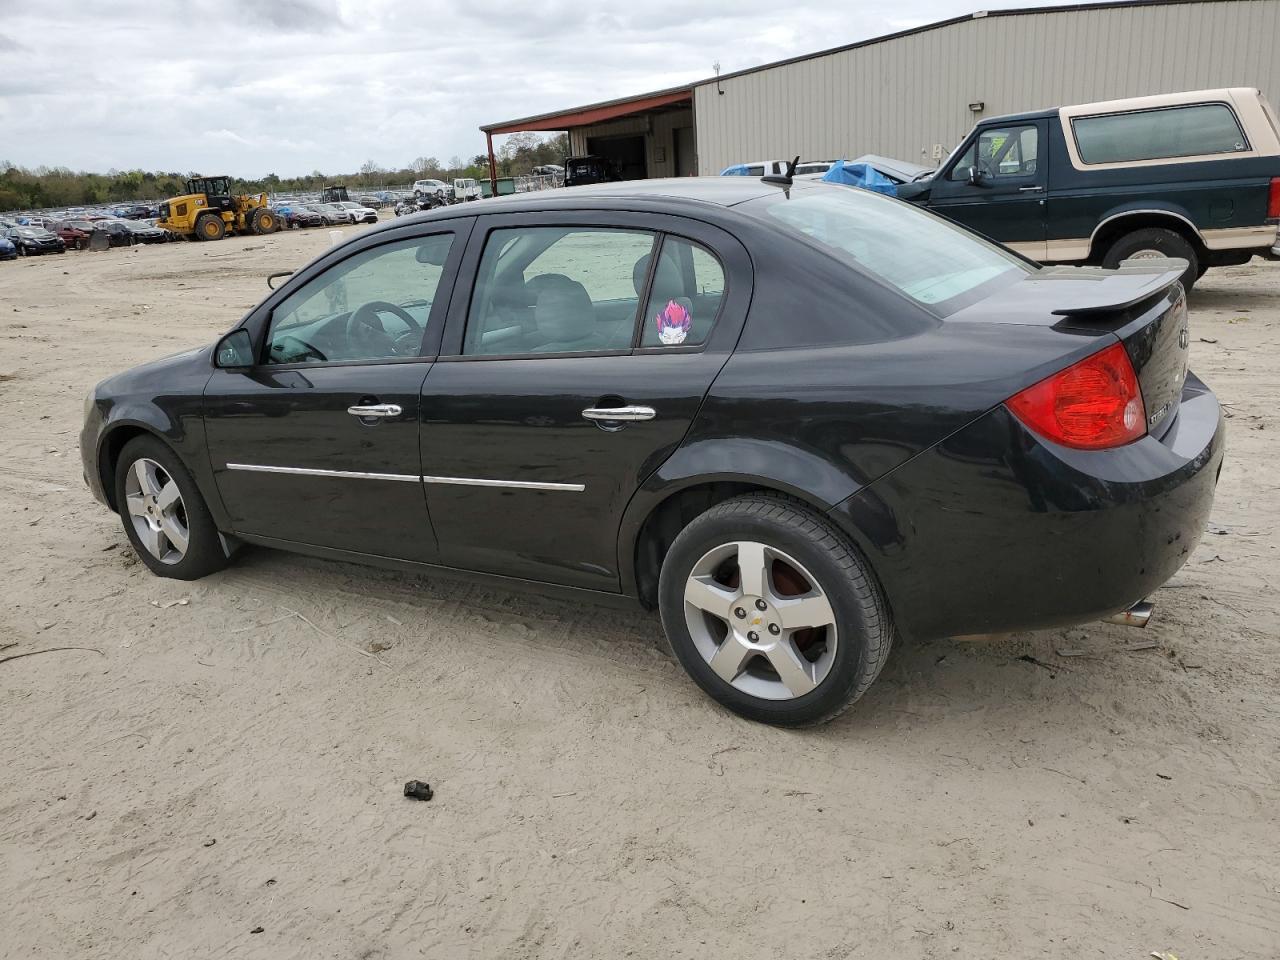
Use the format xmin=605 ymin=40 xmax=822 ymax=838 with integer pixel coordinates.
xmin=6 ymin=226 xmax=66 ymax=255
xmin=80 ymin=178 xmax=1223 ymax=725
xmin=125 ymin=221 xmax=169 ymax=244
xmin=91 ymin=220 xmax=136 ymax=247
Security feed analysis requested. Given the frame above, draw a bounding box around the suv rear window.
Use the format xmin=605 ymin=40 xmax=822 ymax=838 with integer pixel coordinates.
xmin=747 ymin=185 xmax=1030 ymax=313
xmin=1072 ymin=103 xmax=1248 ymax=164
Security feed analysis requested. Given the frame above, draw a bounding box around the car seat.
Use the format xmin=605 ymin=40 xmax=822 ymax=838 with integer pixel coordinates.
xmin=530 ymin=276 xmax=603 ymax=353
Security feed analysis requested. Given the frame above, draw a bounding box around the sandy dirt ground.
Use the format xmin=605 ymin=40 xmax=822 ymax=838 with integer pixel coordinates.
xmin=1 ymin=224 xmax=1278 ymax=960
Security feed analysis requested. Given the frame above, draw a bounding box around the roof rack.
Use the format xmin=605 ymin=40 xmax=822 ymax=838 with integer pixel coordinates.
xmin=762 ymin=156 xmax=801 ymax=186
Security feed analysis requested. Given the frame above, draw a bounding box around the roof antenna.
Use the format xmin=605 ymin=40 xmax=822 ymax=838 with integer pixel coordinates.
xmin=762 ymin=155 xmax=800 ymax=186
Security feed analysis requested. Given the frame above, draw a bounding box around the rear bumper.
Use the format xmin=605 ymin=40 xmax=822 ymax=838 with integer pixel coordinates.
xmin=828 ymin=371 xmax=1224 ymax=641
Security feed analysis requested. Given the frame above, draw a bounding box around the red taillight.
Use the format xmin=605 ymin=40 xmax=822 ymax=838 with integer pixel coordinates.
xmin=1268 ymin=177 xmax=1280 ymax=220
xmin=1006 ymin=342 xmax=1146 ymax=450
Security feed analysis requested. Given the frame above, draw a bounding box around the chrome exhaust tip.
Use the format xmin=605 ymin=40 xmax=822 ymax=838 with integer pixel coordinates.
xmin=1102 ymin=599 xmax=1154 ymax=628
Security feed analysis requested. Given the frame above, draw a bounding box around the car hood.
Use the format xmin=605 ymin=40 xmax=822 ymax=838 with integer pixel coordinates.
xmin=98 ymin=344 xmax=213 ymax=396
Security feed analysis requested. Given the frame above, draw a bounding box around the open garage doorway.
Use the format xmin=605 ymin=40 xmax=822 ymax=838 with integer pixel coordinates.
xmin=587 ymin=135 xmax=647 ymax=180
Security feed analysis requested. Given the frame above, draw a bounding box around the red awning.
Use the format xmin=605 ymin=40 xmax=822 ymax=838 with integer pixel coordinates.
xmin=482 ymin=88 xmax=692 ymax=135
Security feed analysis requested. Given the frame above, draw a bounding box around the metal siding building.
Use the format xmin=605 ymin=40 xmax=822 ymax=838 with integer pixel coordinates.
xmin=481 ymin=0 xmax=1280 ymax=181
xmin=692 ymin=0 xmax=1280 ymax=174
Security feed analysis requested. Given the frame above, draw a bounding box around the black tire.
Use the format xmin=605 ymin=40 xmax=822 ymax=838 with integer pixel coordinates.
xmin=250 ymin=208 xmax=276 ymax=235
xmin=195 ymin=214 xmax=225 ymax=241
xmin=113 ymin=435 xmax=229 ymax=581
xmin=1101 ymin=227 xmax=1200 ymax=292
xmin=658 ymin=493 xmax=893 ymax=726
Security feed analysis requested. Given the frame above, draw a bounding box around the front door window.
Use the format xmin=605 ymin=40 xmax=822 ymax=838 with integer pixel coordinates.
xmin=950 ymin=125 xmax=1039 ymax=181
xmin=265 ymin=234 xmax=453 ymax=364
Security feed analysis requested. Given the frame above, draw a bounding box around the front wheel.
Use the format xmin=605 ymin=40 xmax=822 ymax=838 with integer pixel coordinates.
xmin=113 ymin=435 xmax=229 ymax=580
xmin=658 ymin=494 xmax=893 ymax=726
xmin=195 ymin=214 xmax=226 ymax=241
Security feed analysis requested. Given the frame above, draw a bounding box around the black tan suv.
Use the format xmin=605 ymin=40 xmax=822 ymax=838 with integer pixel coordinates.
xmin=899 ymin=88 xmax=1280 ymax=289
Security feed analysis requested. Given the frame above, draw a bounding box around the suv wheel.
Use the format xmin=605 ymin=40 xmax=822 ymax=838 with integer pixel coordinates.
xmin=1102 ymin=227 xmax=1200 ymax=291
xmin=658 ymin=493 xmax=893 ymax=726
xmin=113 ymin=435 xmax=229 ymax=581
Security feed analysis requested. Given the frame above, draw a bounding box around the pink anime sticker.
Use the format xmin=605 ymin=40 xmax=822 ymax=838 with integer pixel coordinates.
xmin=655 ymin=300 xmax=692 ymax=345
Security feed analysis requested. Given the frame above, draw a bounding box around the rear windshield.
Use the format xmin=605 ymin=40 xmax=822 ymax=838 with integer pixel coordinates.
xmin=746 ymin=185 xmax=1030 ymax=314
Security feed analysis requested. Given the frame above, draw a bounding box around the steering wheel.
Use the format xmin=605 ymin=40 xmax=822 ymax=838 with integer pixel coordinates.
xmin=345 ymin=301 xmax=423 ymax=356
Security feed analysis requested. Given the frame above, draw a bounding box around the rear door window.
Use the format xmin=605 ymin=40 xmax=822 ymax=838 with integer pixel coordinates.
xmin=1072 ymin=103 xmax=1248 ymax=163
xmin=638 ymin=237 xmax=725 ymax=348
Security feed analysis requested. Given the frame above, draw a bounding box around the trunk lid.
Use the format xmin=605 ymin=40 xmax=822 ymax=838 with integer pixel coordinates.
xmin=949 ymin=262 xmax=1190 ymax=441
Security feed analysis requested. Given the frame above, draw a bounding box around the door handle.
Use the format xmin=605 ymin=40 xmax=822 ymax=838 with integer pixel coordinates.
xmin=581 ymin=405 xmax=656 ymax=422
xmin=1017 ymin=185 xmax=1044 ymax=193
xmin=347 ymin=403 xmax=402 ymax=418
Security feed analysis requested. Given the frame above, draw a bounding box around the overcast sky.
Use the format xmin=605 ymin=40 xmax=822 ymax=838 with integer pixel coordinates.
xmin=0 ymin=0 xmax=1079 ymax=177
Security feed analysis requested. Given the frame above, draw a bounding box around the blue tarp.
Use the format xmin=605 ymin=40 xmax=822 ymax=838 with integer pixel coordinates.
xmin=821 ymin=160 xmax=897 ymax=196
xmin=720 ymin=164 xmax=753 ymax=176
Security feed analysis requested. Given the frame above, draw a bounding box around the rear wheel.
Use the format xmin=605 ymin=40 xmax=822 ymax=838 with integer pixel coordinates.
xmin=1102 ymin=227 xmax=1199 ymax=291
xmin=658 ymin=494 xmax=893 ymax=726
xmin=196 ymin=214 xmax=226 ymax=241
xmin=113 ymin=435 xmax=229 ymax=580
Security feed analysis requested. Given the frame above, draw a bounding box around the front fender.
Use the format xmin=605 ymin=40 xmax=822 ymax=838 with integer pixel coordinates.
xmin=84 ymin=350 xmax=226 ymax=526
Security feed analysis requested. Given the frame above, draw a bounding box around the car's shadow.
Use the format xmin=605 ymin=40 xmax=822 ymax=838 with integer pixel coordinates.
xmin=218 ymin=545 xmax=1145 ymax=738
xmin=1188 ymin=283 xmax=1275 ymax=311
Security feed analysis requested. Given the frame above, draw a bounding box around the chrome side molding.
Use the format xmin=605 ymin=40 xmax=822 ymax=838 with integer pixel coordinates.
xmin=420 ymin=475 xmax=586 ymax=492
xmin=224 ymin=463 xmax=584 ymax=492
xmin=225 ymin=463 xmax=421 ymax=483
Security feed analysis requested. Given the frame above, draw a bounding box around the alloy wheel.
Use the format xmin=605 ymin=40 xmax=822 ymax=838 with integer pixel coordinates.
xmin=682 ymin=541 xmax=838 ymax=700
xmin=123 ymin=457 xmax=190 ymax=564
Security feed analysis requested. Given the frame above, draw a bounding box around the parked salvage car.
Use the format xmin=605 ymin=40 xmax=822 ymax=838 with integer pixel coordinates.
xmin=81 ymin=177 xmax=1223 ymax=726
xmin=5 ymin=226 xmax=66 ymax=255
xmin=116 ymin=204 xmax=156 ymax=220
xmin=93 ymin=220 xmax=136 ymax=247
xmin=898 ymin=87 xmax=1280 ymax=290
xmin=307 ymin=203 xmax=356 ymax=225
xmin=52 ymin=220 xmax=93 ymax=250
xmin=0 ymin=235 xmax=16 ymax=261
xmin=413 ymin=179 xmax=450 ymax=200
xmin=125 ymin=221 xmax=169 ymax=244
xmin=279 ymin=205 xmax=324 ymax=229
xmin=850 ymin=154 xmax=935 ymax=184
xmin=333 ymin=200 xmax=379 ymax=224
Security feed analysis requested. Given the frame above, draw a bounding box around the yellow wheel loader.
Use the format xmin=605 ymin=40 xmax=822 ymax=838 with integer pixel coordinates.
xmin=156 ymin=175 xmax=279 ymax=241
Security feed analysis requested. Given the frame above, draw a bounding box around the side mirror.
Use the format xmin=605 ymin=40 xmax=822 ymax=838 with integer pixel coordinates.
xmin=966 ymin=165 xmax=982 ymax=186
xmin=214 ymin=329 xmax=254 ymax=369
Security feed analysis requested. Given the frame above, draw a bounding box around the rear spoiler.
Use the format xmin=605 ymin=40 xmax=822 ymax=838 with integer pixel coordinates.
xmin=1034 ymin=259 xmax=1186 ymax=316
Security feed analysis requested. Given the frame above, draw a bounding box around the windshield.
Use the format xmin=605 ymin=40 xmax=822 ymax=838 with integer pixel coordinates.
xmin=746 ymin=185 xmax=1030 ymax=313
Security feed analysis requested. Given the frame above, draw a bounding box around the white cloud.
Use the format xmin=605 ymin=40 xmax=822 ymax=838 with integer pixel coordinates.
xmin=0 ymin=0 xmax=1083 ymax=176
